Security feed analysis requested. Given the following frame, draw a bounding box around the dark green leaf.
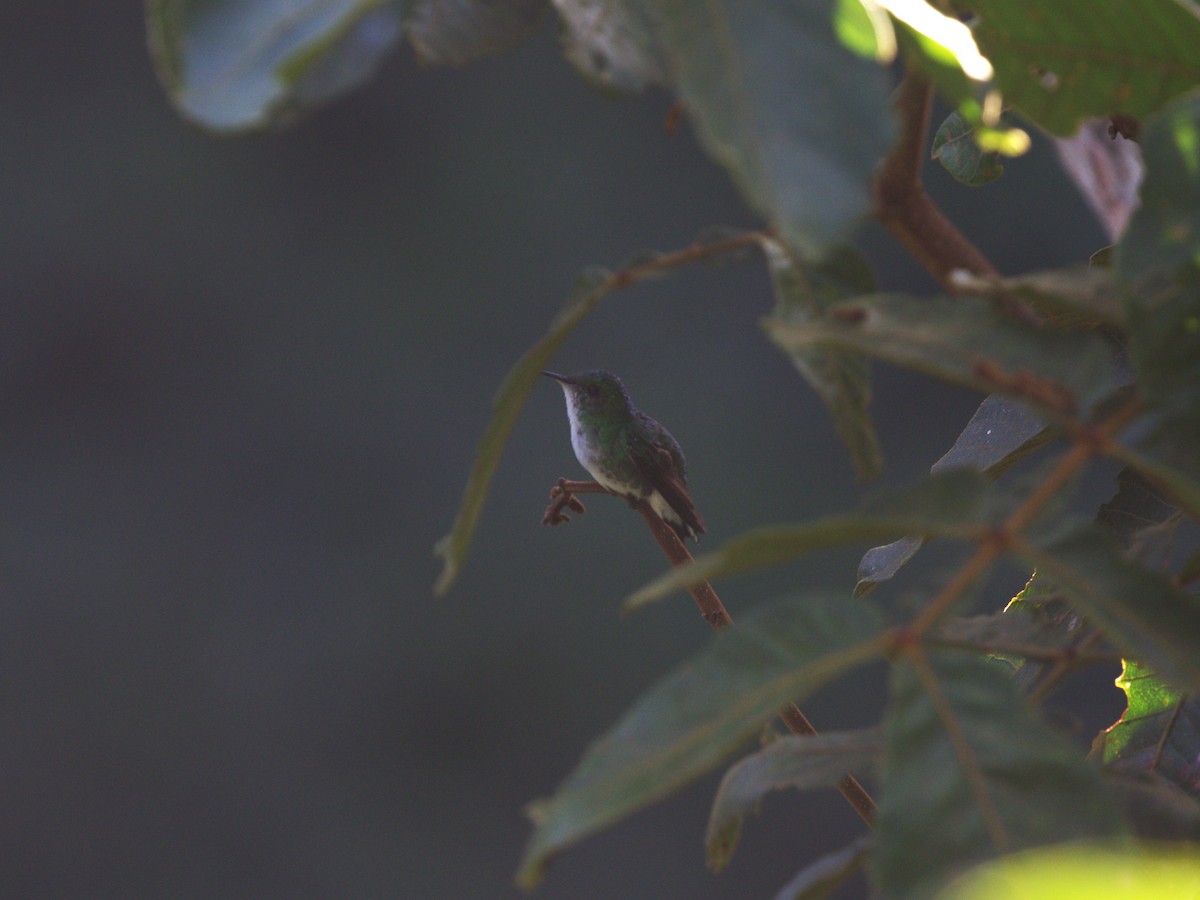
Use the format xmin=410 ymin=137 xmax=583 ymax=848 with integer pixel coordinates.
xmin=406 ymin=0 xmax=547 ymax=65
xmin=763 ymin=293 xmax=1118 ymax=418
xmin=950 ymin=265 xmax=1126 ymax=330
xmin=1115 ymin=95 xmax=1200 ymax=521
xmin=516 ymin=595 xmax=886 ymax=889
xmin=1100 ymin=661 xmax=1200 ymax=800
xmin=648 ymin=0 xmax=894 ymax=255
xmin=1026 ymin=522 xmax=1200 ymax=693
xmin=873 ymin=650 xmax=1126 ymax=897
xmin=1108 ymin=771 xmax=1200 ymax=840
xmin=763 ymin=237 xmax=882 ymax=480
xmin=774 ymin=835 xmax=872 ymax=900
xmin=933 ymin=110 xmax=1004 ymax=186
xmin=1003 ymin=571 xmax=1086 ymax=694
xmin=969 ymin=0 xmax=1200 ymax=135
xmin=930 ymin=608 xmax=1101 ymax=662
xmin=1096 ymin=467 xmax=1185 ymax=565
xmin=626 ymin=469 xmax=991 ymax=611
xmin=855 ymin=394 xmax=1051 ymax=597
xmin=553 ymin=0 xmax=667 ymax=91
xmin=706 ymin=729 xmax=881 ymax=871
xmin=434 ymin=266 xmax=610 ymax=593
xmin=146 ymin=0 xmax=405 ymax=131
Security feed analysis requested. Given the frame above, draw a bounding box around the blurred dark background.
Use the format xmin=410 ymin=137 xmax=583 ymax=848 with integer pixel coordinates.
xmin=1 ymin=5 xmax=1122 ymax=897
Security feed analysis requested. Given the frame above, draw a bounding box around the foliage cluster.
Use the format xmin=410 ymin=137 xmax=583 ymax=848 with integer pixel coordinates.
xmin=146 ymin=0 xmax=1200 ymax=895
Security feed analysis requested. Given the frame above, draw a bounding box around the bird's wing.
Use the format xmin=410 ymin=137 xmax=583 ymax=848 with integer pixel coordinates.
xmin=624 ymin=428 xmax=706 ymax=538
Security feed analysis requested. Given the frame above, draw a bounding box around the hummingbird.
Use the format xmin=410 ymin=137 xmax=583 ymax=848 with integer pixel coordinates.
xmin=543 ymin=369 xmax=706 ymax=542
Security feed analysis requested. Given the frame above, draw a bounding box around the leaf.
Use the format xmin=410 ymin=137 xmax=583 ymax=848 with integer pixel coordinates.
xmin=434 ymin=266 xmax=610 ymax=594
xmin=648 ymin=0 xmax=895 ymax=255
xmin=1095 ymin=467 xmax=1185 ymax=565
xmin=1026 ymin=522 xmax=1200 ymax=694
xmin=774 ymin=835 xmax=873 ymax=900
xmin=1002 ymin=571 xmax=1086 ymax=694
xmin=938 ymin=843 xmax=1200 ymax=900
xmin=145 ymin=0 xmax=405 ymax=132
xmin=762 ymin=237 xmax=883 ymax=480
xmin=1099 ymin=661 xmax=1200 ymax=800
xmin=949 ymin=265 xmax=1126 ymax=330
xmin=515 ymin=595 xmax=886 ymax=889
xmin=551 ymin=0 xmax=667 ymax=92
xmin=1108 ymin=771 xmax=1200 ymax=841
xmin=969 ymin=0 xmax=1200 ymax=135
xmin=406 ymin=0 xmax=547 ymax=65
xmin=929 ymin=608 xmax=1100 ymax=661
xmin=933 ymin=110 xmax=1004 ymax=186
xmin=706 ymin=729 xmax=882 ymax=871
xmin=625 ymin=469 xmax=991 ymax=612
xmin=1053 ymin=119 xmax=1145 ymax=243
xmin=872 ymin=650 xmax=1126 ymax=898
xmin=763 ymin=293 xmax=1119 ymax=419
xmin=1114 ymin=94 xmax=1200 ymax=521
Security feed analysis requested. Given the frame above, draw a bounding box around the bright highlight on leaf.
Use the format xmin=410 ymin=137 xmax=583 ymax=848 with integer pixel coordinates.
xmin=873 ymin=0 xmax=994 ymax=80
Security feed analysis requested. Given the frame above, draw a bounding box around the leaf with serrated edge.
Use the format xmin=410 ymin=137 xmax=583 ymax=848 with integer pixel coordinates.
xmin=625 ymin=469 xmax=990 ymax=612
xmin=516 ymin=595 xmax=886 ymax=889
xmin=1025 ymin=522 xmax=1200 ymax=694
xmin=1099 ymin=661 xmax=1200 ymax=801
xmin=706 ymin=729 xmax=881 ymax=871
xmin=649 ymin=0 xmax=894 ymax=255
xmin=970 ymin=0 xmax=1200 ymax=135
xmin=873 ymin=650 xmax=1125 ymax=897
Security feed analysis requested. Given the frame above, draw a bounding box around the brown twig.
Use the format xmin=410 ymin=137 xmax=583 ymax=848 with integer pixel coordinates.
xmin=873 ymin=69 xmax=1042 ymax=327
xmin=542 ymin=479 xmax=878 ymax=826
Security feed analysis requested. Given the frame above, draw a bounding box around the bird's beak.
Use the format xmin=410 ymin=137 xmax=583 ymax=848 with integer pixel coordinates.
xmin=541 ymin=371 xmax=571 ymax=384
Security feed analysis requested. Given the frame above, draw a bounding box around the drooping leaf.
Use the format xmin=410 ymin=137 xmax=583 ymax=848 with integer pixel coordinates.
xmin=625 ymin=469 xmax=991 ymax=612
xmin=516 ymin=595 xmax=886 ymax=889
xmin=706 ymin=729 xmax=882 ymax=872
xmin=406 ymin=0 xmax=547 ymax=65
xmin=873 ymin=650 xmax=1126 ymax=898
xmin=1026 ymin=522 xmax=1200 ymax=693
xmin=764 ymin=293 xmax=1119 ymax=419
xmin=1099 ymin=660 xmax=1200 ymax=800
xmin=938 ymin=842 xmax=1200 ymax=900
xmin=1115 ymin=94 xmax=1200 ymax=521
xmin=762 ymin=237 xmax=883 ymax=480
xmin=551 ymin=0 xmax=667 ymax=91
xmin=933 ymin=110 xmax=1004 ymax=186
xmin=434 ymin=266 xmax=609 ymax=593
xmin=774 ymin=835 xmax=873 ymax=900
xmin=648 ymin=0 xmax=895 ymax=255
xmin=145 ymin=0 xmax=406 ymax=131
xmin=968 ymin=0 xmax=1200 ymax=135
xmin=856 ymin=393 xmax=1051 ymax=597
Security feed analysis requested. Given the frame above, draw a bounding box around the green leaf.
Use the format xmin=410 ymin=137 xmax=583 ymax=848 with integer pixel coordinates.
xmin=763 ymin=293 xmax=1119 ymax=419
xmin=929 ymin=608 xmax=1100 ymax=662
xmin=1026 ymin=522 xmax=1200 ymax=694
xmin=406 ymin=0 xmax=547 ymax=65
xmin=552 ymin=0 xmax=667 ymax=92
xmin=856 ymin=393 xmax=1051 ymax=597
xmin=873 ymin=650 xmax=1126 ymax=898
xmin=146 ymin=0 xmax=405 ymax=131
xmin=434 ymin=266 xmax=610 ymax=594
xmin=1095 ymin=467 xmax=1185 ymax=565
xmin=705 ymin=729 xmax=882 ymax=871
xmin=1002 ymin=571 xmax=1086 ymax=694
xmin=969 ymin=0 xmax=1200 ymax=135
xmin=515 ymin=595 xmax=886 ymax=889
xmin=775 ymin=835 xmax=873 ymax=900
xmin=1100 ymin=661 xmax=1200 ymax=801
xmin=1108 ymin=771 xmax=1200 ymax=841
xmin=1115 ymin=94 xmax=1200 ymax=521
xmin=625 ymin=469 xmax=991 ymax=612
xmin=648 ymin=0 xmax=894 ymax=255
xmin=933 ymin=110 xmax=1004 ymax=186
xmin=762 ymin=237 xmax=883 ymax=480
xmin=937 ymin=843 xmax=1200 ymax=900
xmin=949 ymin=265 xmax=1126 ymax=330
